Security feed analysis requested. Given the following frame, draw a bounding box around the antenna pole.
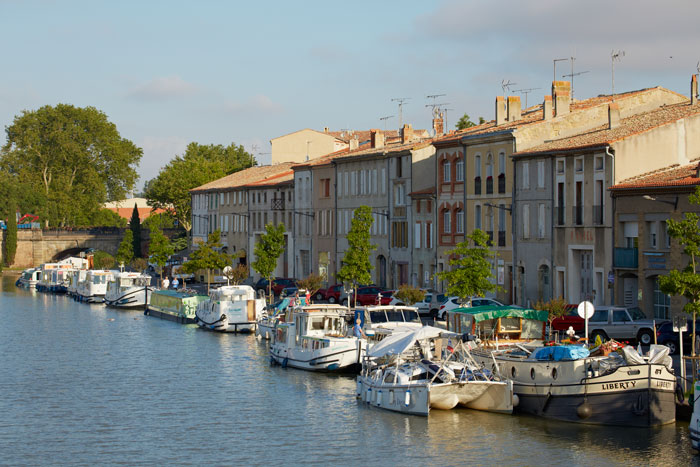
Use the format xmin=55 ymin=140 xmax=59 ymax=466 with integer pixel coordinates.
xmin=391 ymin=98 xmax=410 ymax=130
xmin=553 ymin=58 xmax=568 ymax=83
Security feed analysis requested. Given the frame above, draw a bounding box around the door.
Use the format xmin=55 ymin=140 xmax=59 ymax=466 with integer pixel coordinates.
xmin=580 ymin=251 xmax=592 ymax=302
xmin=623 ymin=277 xmax=638 ymax=307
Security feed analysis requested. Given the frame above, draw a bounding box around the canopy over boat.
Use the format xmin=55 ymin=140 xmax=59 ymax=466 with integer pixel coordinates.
xmin=450 ymin=305 xmax=548 ymax=323
xmin=367 ymin=326 xmax=454 ymax=358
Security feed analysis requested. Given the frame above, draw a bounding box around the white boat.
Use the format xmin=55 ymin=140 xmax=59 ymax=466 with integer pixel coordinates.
xmin=37 ymin=263 xmax=73 ymax=293
xmin=270 ymin=304 xmax=365 ymax=371
xmin=690 ymin=380 xmax=700 ymax=450
xmin=357 ymin=326 xmax=514 ymax=416
xmin=67 ymin=269 xmax=87 ymax=298
xmin=76 ymin=270 xmax=114 ymax=303
xmin=447 ymin=305 xmax=677 ymax=427
xmin=16 ymin=268 xmax=41 ymax=288
xmin=105 ymin=271 xmax=154 ymax=308
xmin=256 ymin=295 xmax=312 ymax=340
xmin=358 ymin=305 xmax=423 ymax=334
xmin=195 ymin=285 xmax=266 ymax=332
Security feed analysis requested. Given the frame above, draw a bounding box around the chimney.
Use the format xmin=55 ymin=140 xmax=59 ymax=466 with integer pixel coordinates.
xmin=323 ymin=126 xmax=329 ymax=133
xmin=495 ymin=96 xmax=506 ymax=125
xmin=552 ymin=80 xmax=571 ymax=116
xmin=543 ymin=95 xmax=553 ymax=120
xmin=608 ymin=102 xmax=620 ymax=129
xmin=507 ymin=95 xmax=521 ymax=121
xmin=370 ymin=129 xmax=385 ymax=149
xmin=432 ymin=112 xmax=444 ymax=136
xmin=349 ymin=135 xmax=359 ymax=151
xmin=401 ymin=123 xmax=414 ymax=143
xmin=692 ymin=74 xmax=698 ymax=105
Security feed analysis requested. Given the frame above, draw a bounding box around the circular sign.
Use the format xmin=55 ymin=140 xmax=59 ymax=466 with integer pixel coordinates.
xmin=223 ymin=266 xmax=233 ymax=275
xmin=577 ymin=301 xmax=594 ymax=319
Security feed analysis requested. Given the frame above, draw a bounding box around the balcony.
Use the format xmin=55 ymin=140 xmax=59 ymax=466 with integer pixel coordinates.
xmin=271 ymin=198 xmax=285 ymax=210
xmin=555 ymin=206 xmax=565 ymax=226
xmin=498 ymin=230 xmax=506 ymax=247
xmin=593 ymin=205 xmax=604 ymax=225
xmin=614 ymin=247 xmax=638 ymax=269
xmin=486 ymin=177 xmax=493 ymax=195
xmin=474 ymin=177 xmax=481 ymax=195
xmin=498 ymin=173 xmax=506 ymax=194
xmin=573 ymin=205 xmax=583 ymax=225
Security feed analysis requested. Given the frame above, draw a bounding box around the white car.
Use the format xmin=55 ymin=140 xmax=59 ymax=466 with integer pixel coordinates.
xmin=437 ymin=296 xmax=504 ymax=320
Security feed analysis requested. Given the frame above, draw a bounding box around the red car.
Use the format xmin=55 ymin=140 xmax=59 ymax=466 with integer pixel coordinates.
xmin=550 ymin=305 xmax=584 ymax=332
xmin=255 ymin=277 xmax=297 ymax=296
xmin=315 ymin=284 xmax=344 ymax=303
xmin=341 ymin=286 xmax=392 ymax=307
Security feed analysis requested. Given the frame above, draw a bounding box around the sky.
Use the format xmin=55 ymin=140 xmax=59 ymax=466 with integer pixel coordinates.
xmin=2 ymin=0 xmax=699 ymax=190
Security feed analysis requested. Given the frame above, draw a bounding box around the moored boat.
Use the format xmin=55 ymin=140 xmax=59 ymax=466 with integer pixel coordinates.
xmin=36 ymin=262 xmax=74 ymax=293
xmin=105 ymin=271 xmax=154 ymax=308
xmin=195 ymin=285 xmax=266 ymax=332
xmin=357 ymin=326 xmax=514 ymax=416
xmin=76 ymin=270 xmax=114 ymax=303
xmin=447 ymin=305 xmax=677 ymax=427
xmin=270 ymin=304 xmax=365 ymax=372
xmin=690 ymin=380 xmax=700 ymax=450
xmin=16 ymin=268 xmax=41 ymax=288
xmin=145 ymin=289 xmax=209 ymax=324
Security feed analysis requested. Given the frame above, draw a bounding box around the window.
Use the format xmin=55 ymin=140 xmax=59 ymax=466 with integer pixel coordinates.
xmin=649 ymin=221 xmax=658 ymax=249
xmin=475 ymin=204 xmax=482 ymax=230
xmin=415 ymin=222 xmax=422 ymax=248
xmin=381 ymin=168 xmax=386 ymax=194
xmin=664 ymin=221 xmax=671 ymax=249
xmin=522 ymin=162 xmax=530 ymax=189
xmin=575 ymin=157 xmax=583 ymax=172
xmin=499 ymin=152 xmax=506 ymax=176
xmin=475 ymin=155 xmax=482 ymax=177
xmin=523 ymin=204 xmax=530 ymax=239
xmin=372 ymin=169 xmax=377 ymax=194
xmin=556 ymin=159 xmax=565 ymax=174
xmin=344 ymin=172 xmax=348 ymax=196
xmin=456 ymin=159 xmax=464 ymax=182
xmin=456 ymin=209 xmax=464 ymax=234
xmin=443 ymin=160 xmax=451 ymax=182
xmin=537 ymin=161 xmax=545 ymax=189
xmin=443 ymin=210 xmax=451 ymax=233
xmin=425 ymin=222 xmax=433 ymax=248
xmin=653 ymin=278 xmax=671 ymax=319
xmin=538 ymin=203 xmax=545 ymax=238
xmin=394 ymin=184 xmax=405 ymax=206
xmin=595 ymin=155 xmax=604 ymax=171
xmin=321 ymin=178 xmax=330 ymax=198
xmin=396 ymin=157 xmax=403 ymax=178
xmin=623 ymin=222 xmax=638 ymax=248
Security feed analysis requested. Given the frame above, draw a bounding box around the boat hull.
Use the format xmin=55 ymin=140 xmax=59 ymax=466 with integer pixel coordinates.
xmin=145 ymin=307 xmax=196 ymax=324
xmin=105 ymin=287 xmax=153 ymax=308
xmin=270 ymin=344 xmax=363 ymax=372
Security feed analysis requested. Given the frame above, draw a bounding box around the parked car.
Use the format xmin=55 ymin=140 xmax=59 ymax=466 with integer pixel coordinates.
xmin=437 ymin=296 xmax=504 ymax=320
xmin=657 ymin=319 xmax=700 ymax=354
xmin=315 ymin=284 xmax=343 ymax=303
xmin=588 ymin=306 xmax=664 ymax=345
xmin=340 ymin=286 xmax=391 ymax=307
xmin=255 ymin=277 xmax=297 ymax=296
xmin=405 ymin=292 xmax=446 ymax=317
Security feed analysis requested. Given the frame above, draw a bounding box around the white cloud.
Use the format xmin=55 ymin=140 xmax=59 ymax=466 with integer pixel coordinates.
xmin=127 ymin=76 xmax=197 ymax=101
xmin=136 ymin=135 xmax=189 ymax=185
xmin=219 ymin=94 xmax=284 ymax=115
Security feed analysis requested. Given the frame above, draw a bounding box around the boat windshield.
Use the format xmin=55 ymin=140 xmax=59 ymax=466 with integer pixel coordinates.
xmin=404 ymin=310 xmax=420 ymax=323
xmin=369 ymin=311 xmax=387 ymax=323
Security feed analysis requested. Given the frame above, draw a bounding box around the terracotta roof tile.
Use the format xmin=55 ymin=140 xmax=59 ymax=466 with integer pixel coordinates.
xmin=610 ymin=161 xmax=700 ymax=190
xmin=190 ymin=163 xmax=295 ymax=192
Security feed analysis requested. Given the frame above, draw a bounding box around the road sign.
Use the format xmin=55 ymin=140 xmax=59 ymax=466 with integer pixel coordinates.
xmin=673 ymin=314 xmax=689 ymax=333
xmin=577 ymin=301 xmax=594 ymax=319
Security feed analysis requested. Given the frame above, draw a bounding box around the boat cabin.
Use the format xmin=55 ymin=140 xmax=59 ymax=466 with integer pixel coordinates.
xmin=356 ymin=306 xmax=421 ymax=327
xmin=276 ymin=305 xmax=352 ymax=348
xmin=209 ymin=285 xmax=257 ymax=301
xmin=446 ymin=306 xmax=547 ymax=343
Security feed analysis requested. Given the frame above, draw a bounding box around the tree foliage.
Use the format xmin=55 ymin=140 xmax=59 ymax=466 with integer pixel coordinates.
xmin=93 ymin=250 xmax=115 ymax=269
xmin=131 ymin=257 xmax=148 ymax=272
xmin=394 ymin=284 xmax=425 ymax=305
xmin=0 ymin=104 xmax=141 ymax=227
xmin=130 ymin=204 xmax=142 ymax=258
xmin=144 ymin=142 xmax=255 ymax=232
xmin=182 ymin=230 xmax=231 ymax=292
xmin=436 ymin=229 xmax=499 ymax=301
xmin=336 ymin=206 xmax=376 ymax=306
xmin=90 ymin=208 xmax=127 ymax=228
xmin=116 ymin=230 xmax=135 ymax=266
xmin=535 ymin=296 xmax=569 ymax=340
xmin=297 ymin=273 xmax=325 ymax=298
xmin=3 ymin=202 xmax=17 ymax=267
xmin=142 ymin=212 xmax=175 ymax=230
xmin=456 ymin=113 xmax=475 ymax=130
xmin=224 ymin=264 xmax=249 ymax=285
xmin=251 ymin=223 xmax=286 ymax=300
xmin=148 ymin=225 xmax=174 ymax=281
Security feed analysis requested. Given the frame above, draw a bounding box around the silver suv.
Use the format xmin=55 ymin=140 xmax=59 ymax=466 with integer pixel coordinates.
xmin=588 ymin=306 xmax=661 ymax=345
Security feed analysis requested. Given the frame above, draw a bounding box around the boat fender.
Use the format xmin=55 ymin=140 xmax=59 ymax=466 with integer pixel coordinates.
xmin=576 ymin=401 xmax=592 ymax=419
xmin=144 ymin=309 xmax=149 ymax=315
xmin=405 ymin=389 xmax=411 ymax=407
xmin=676 ymin=384 xmax=685 ymax=404
xmin=282 ymin=358 xmax=288 ymax=368
xmin=512 ymin=393 xmax=519 ymax=407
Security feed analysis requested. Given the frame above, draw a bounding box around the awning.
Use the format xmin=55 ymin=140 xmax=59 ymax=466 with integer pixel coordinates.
xmin=450 ymin=305 xmax=548 ymax=323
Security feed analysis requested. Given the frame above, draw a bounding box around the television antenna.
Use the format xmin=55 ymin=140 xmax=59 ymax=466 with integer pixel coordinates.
xmin=442 ymin=108 xmax=454 ymax=132
xmin=379 ymin=115 xmax=394 ymax=130
xmin=391 ymin=97 xmax=410 ymax=129
xmin=611 ymin=50 xmax=625 ymax=99
xmin=501 ymin=79 xmax=517 ymax=94
xmin=553 ymin=58 xmax=568 ymax=82
xmin=512 ymin=87 xmax=541 ymax=109
xmin=425 ymin=102 xmax=450 ymax=119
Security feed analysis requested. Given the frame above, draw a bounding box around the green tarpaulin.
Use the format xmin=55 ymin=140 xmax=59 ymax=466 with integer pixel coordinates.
xmin=450 ymin=305 xmax=548 ymax=323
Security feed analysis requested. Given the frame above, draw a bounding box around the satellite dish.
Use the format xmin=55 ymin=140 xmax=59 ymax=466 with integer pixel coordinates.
xmin=577 ymin=301 xmax=594 ymax=319
xmin=223 ymin=266 xmax=233 ymax=275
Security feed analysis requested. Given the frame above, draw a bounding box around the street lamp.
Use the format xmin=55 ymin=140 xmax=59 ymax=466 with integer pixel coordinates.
xmin=643 ymin=195 xmax=678 ymax=210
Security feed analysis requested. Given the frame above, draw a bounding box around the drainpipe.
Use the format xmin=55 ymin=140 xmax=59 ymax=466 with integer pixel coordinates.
xmin=606 ymin=145 xmax=615 ymax=305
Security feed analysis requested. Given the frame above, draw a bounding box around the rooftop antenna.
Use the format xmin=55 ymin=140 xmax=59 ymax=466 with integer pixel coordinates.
xmin=512 ymin=87 xmax=541 ymax=109
xmin=425 ymin=102 xmax=450 ymax=119
xmin=442 ymin=108 xmax=453 ymax=131
xmin=611 ymin=50 xmax=625 ymax=99
xmin=501 ymin=79 xmax=517 ymax=94
xmin=553 ymin=58 xmax=568 ymax=82
xmin=562 ymin=57 xmax=589 ymax=101
xmin=379 ymin=115 xmax=394 ymax=131
xmin=391 ymin=97 xmax=410 ymax=130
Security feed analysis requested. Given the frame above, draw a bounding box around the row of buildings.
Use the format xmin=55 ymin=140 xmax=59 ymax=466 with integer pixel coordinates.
xmin=190 ymin=76 xmax=700 ymax=319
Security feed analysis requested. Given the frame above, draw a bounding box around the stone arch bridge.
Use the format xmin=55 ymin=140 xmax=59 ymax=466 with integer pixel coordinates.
xmin=3 ymin=228 xmax=182 ymax=268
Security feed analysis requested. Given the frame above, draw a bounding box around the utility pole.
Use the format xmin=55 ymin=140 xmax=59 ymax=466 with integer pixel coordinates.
xmin=391 ymin=97 xmax=410 ymax=130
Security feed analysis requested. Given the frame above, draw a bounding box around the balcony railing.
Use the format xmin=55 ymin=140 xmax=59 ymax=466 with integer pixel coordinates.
xmin=555 ymin=206 xmax=565 ymax=226
xmin=498 ymin=174 xmax=506 ymax=194
xmin=614 ymin=247 xmax=638 ymax=268
xmin=573 ymin=205 xmax=583 ymax=225
xmin=486 ymin=177 xmax=493 ymax=194
xmin=474 ymin=177 xmax=481 ymax=195
xmin=271 ymin=198 xmax=285 ymax=210
xmin=593 ymin=205 xmax=604 ymax=225
xmin=498 ymin=230 xmax=506 ymax=247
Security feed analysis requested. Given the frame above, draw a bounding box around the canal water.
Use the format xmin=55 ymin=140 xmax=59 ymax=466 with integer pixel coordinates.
xmin=0 ymin=276 xmax=697 ymax=466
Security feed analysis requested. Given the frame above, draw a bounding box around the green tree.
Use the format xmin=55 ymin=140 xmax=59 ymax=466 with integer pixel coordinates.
xmin=131 ymin=257 xmax=148 ymax=272
xmin=115 ymin=230 xmax=135 ymax=267
xmin=251 ymin=223 xmax=286 ymax=301
xmin=142 ymin=212 xmax=175 ymax=230
xmin=0 ymin=104 xmax=142 ymax=227
xmin=456 ymin=113 xmax=476 ymax=130
xmin=182 ymin=230 xmax=231 ymax=292
xmin=3 ymin=203 xmax=17 ymax=267
xmin=90 ymin=208 xmax=127 ymax=227
xmin=224 ymin=264 xmax=249 ymax=285
xmin=297 ymin=273 xmax=325 ymax=299
xmin=148 ymin=225 xmax=174 ymax=284
xmin=336 ymin=206 xmax=376 ymax=307
xmin=130 ymin=204 xmax=142 ymax=258
xmin=535 ymin=296 xmax=569 ymax=340
xmin=436 ymin=229 xmax=499 ymax=302
xmin=394 ymin=284 xmax=426 ymax=305
xmin=144 ymin=142 xmax=255 ymax=233
xmin=93 ymin=250 xmax=115 ymax=269
xmin=660 ymin=187 xmax=700 ymax=374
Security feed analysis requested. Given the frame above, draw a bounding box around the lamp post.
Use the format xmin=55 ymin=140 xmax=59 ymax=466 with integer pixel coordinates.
xmin=642 ymin=195 xmax=678 ymax=211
